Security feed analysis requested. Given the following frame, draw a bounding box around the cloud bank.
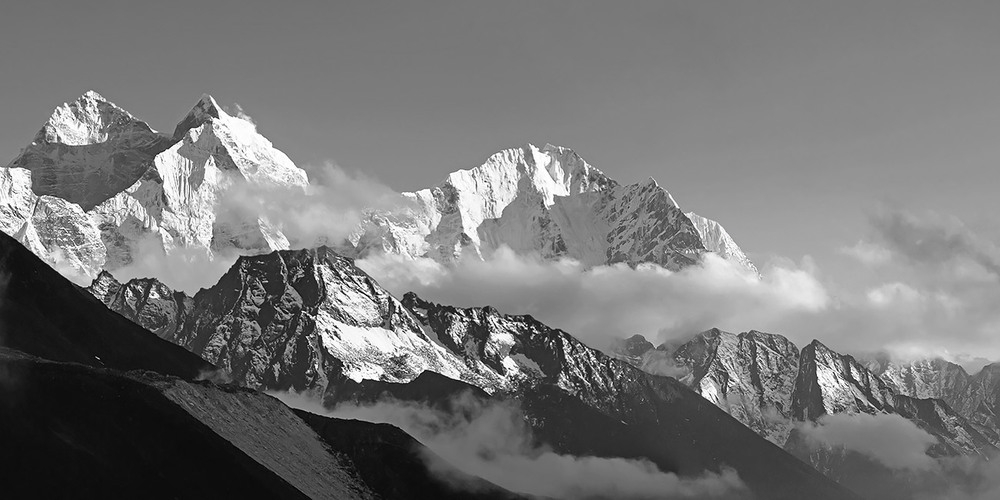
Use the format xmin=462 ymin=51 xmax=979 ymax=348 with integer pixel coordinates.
xmin=273 ymin=391 xmax=749 ymax=500
xmin=358 ymin=247 xmax=827 ymax=351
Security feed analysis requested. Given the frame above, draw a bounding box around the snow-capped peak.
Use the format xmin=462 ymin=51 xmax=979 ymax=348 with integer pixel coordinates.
xmin=353 ymin=142 xmax=746 ymax=271
xmin=1 ymin=90 xmax=307 ymax=281
xmin=172 ymin=93 xmax=227 ymax=139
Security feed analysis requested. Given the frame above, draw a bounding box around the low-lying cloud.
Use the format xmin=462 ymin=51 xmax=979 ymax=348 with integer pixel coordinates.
xmin=799 ymin=413 xmax=937 ymax=471
xmin=273 ymin=391 xmax=749 ymax=499
xmin=915 ymin=456 xmax=1000 ymax=500
xmin=109 ymin=236 xmax=240 ymax=294
xmin=798 ymin=413 xmax=1000 ymax=500
xmin=108 ymin=161 xmax=404 ymax=294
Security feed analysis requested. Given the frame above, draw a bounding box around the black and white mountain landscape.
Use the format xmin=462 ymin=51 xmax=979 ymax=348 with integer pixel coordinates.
xmin=0 ymin=90 xmax=853 ymax=499
xmin=4 ymin=3 xmax=1000 ymax=499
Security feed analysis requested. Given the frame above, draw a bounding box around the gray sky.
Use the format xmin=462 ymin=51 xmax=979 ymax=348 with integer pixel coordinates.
xmin=3 ymin=1 xmax=1000 ymax=357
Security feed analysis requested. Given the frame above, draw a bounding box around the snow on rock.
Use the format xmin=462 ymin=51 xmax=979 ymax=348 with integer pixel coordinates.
xmin=672 ymin=329 xmax=800 ymax=444
xmin=611 ymin=329 xmax=800 ymax=444
xmin=16 ymin=195 xmax=106 ymax=277
xmin=91 ymin=247 xmax=510 ymax=393
xmin=1 ymin=91 xmax=308 ymax=281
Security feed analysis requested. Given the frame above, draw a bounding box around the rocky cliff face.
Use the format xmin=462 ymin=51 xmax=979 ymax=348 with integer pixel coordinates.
xmin=2 ymin=91 xmax=308 ymax=280
xmin=92 ymin=247 xmax=508 ymax=392
xmin=353 ymin=143 xmax=757 ymax=274
xmin=792 ymin=340 xmax=897 ymax=421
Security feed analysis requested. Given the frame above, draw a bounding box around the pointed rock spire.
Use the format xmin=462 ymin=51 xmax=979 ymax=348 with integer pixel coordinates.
xmin=172 ymin=93 xmax=227 ymax=139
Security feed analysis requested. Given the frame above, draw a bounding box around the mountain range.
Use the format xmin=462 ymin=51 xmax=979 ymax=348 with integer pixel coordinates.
xmin=2 ymin=90 xmax=992 ymax=499
xmin=1 ymin=91 xmax=758 ymax=284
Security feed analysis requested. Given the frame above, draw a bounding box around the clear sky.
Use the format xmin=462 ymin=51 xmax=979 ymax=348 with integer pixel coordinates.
xmin=2 ymin=0 xmax=999 ymax=276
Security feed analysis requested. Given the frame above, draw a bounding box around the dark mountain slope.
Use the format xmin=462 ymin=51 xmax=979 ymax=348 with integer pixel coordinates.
xmin=0 ymin=350 xmax=331 ymax=499
xmin=0 ymin=231 xmax=211 ymax=379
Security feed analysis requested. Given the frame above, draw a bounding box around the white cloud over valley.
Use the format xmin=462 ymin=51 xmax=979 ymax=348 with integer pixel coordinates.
xmin=272 ymin=391 xmax=749 ymax=500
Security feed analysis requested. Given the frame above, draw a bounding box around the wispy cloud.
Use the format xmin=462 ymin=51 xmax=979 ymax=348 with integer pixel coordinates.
xmin=870 ymin=207 xmax=1000 ymax=279
xmin=219 ymin=161 xmax=403 ymax=250
xmin=840 ymin=240 xmax=892 ymax=267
